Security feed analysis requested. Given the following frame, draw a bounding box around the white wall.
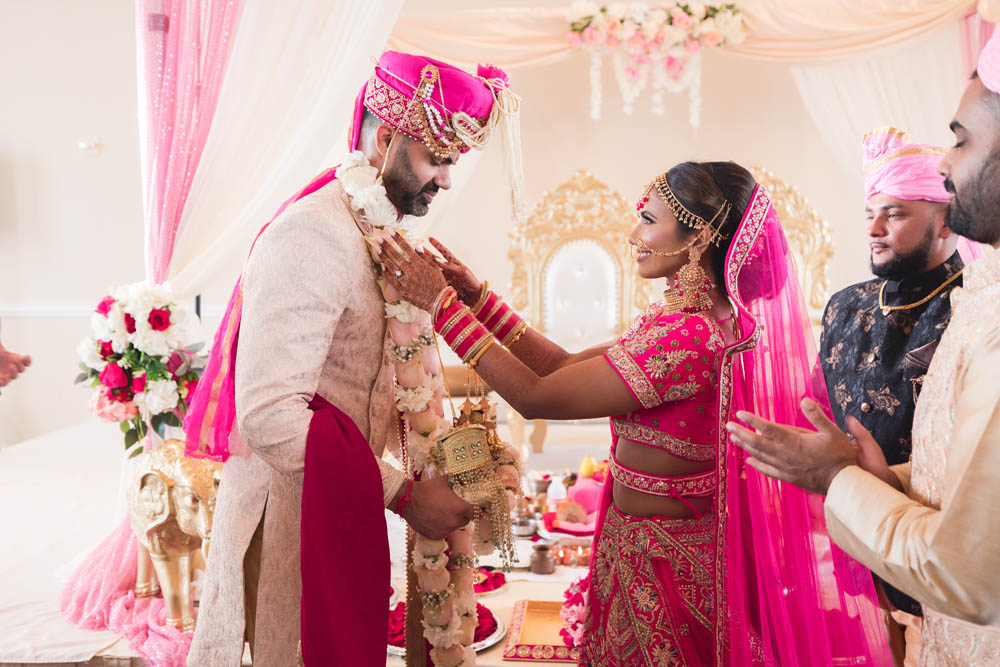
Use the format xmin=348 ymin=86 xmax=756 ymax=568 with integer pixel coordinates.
xmin=0 ymin=3 xmax=884 ymax=448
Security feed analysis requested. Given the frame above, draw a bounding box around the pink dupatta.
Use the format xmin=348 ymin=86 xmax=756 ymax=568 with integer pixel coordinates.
xmin=720 ymin=186 xmax=891 ymax=665
xmin=183 ymin=168 xmax=339 ymax=461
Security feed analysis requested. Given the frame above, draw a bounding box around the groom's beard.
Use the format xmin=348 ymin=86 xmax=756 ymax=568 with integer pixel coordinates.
xmin=382 ymin=149 xmax=438 ymax=217
xmin=944 ymin=150 xmax=1000 ymax=245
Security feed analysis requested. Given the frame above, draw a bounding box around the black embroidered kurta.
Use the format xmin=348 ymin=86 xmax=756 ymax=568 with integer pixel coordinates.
xmin=819 ymin=251 xmax=964 ymax=617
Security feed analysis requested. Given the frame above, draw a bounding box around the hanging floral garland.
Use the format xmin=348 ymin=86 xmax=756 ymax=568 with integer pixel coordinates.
xmin=336 ymin=151 xmax=521 ymax=666
xmin=566 ymin=2 xmax=746 ymax=127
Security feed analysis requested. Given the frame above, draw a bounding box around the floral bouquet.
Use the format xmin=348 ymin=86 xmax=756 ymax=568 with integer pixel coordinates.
xmin=75 ymin=281 xmax=204 ymax=455
xmin=559 ymin=574 xmax=590 ymax=647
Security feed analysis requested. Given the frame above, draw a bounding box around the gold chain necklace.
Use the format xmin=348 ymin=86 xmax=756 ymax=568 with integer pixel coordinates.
xmin=878 ymin=268 xmax=964 ymax=315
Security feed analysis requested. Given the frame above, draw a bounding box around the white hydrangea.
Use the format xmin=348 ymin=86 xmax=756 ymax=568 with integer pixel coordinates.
xmin=696 ymin=17 xmax=717 ymax=38
xmin=647 ymin=8 xmax=667 ymax=28
xmin=606 ymin=2 xmax=627 ymax=20
xmin=77 ymin=337 xmax=107 ymax=371
xmin=350 ymin=183 xmax=399 ymax=229
xmin=334 ymin=150 xmax=368 ymax=177
xmin=625 ymin=2 xmax=649 ymax=26
xmin=687 ymin=1 xmax=707 ymax=20
xmin=134 ymin=379 xmax=179 ymax=418
xmin=131 ymin=325 xmax=171 ymax=357
xmin=385 ymin=300 xmax=427 ymax=324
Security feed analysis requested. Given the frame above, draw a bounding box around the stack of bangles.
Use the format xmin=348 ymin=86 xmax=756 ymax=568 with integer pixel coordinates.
xmin=432 ymin=282 xmax=528 ymax=368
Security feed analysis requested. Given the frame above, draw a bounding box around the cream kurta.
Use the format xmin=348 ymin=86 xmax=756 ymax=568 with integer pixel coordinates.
xmin=825 ymin=245 xmax=1000 ymax=666
xmin=188 ymin=179 xmax=406 ymax=667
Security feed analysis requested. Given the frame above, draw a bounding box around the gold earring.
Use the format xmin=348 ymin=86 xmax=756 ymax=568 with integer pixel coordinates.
xmin=663 ymin=240 xmax=714 ymax=314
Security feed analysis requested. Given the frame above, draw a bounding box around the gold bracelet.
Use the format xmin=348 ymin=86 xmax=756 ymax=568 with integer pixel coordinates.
xmin=470 ymin=282 xmax=490 ymax=314
xmin=462 ymin=333 xmax=492 ymax=363
xmin=431 ymin=287 xmax=456 ymax=320
xmin=439 ymin=308 xmax=468 ymax=338
xmin=501 ymin=321 xmax=528 ymax=348
xmin=466 ymin=338 xmax=494 ymax=368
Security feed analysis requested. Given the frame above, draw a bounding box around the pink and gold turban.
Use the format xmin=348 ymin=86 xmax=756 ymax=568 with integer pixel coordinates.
xmin=862 ymin=126 xmax=949 ymax=203
xmin=978 ymin=27 xmax=1000 ymax=94
xmin=348 ymin=50 xmax=524 ymax=218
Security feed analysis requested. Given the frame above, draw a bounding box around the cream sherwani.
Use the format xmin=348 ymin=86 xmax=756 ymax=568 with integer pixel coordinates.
xmin=188 ymin=179 xmax=406 ymax=667
xmin=824 ymin=245 xmax=1000 ymax=666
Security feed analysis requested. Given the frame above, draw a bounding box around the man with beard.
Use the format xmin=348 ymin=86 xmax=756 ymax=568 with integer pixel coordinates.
xmin=727 ymin=32 xmax=1000 ymax=665
xmin=187 ymin=52 xmax=521 ymax=666
xmin=818 ymin=127 xmax=960 ymax=665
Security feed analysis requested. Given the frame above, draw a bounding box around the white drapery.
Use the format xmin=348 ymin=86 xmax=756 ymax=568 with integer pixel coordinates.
xmin=165 ymin=0 xmax=403 ymax=298
xmin=789 ymin=21 xmax=967 ymax=180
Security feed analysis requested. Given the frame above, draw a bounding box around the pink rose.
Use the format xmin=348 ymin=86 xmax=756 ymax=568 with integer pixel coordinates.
xmin=394 ymin=357 xmax=425 ymax=388
xmin=685 ymin=39 xmax=701 ymax=53
xmin=415 ymin=565 xmax=450 ymax=592
xmin=671 ymin=9 xmax=694 ymax=31
xmin=702 ymin=31 xmax=723 ymax=47
xmin=124 ymin=313 xmax=136 ymax=334
xmin=148 ymin=308 xmax=171 ymax=331
xmin=582 ymin=26 xmax=601 ymax=44
xmin=627 ymin=33 xmax=646 ymax=50
xmin=387 ymin=318 xmax=422 ymax=346
xmin=95 ymin=295 xmax=115 ymax=316
xmin=625 ymin=65 xmax=639 ymax=81
xmin=408 ymin=409 xmax=440 ymax=435
xmin=421 ymin=351 xmax=441 ymax=376
xmin=99 ymin=363 xmax=128 ymax=389
xmin=88 ymin=389 xmax=138 ymax=422
xmin=99 ymin=340 xmax=114 ymax=359
xmin=605 ymin=35 xmax=620 ymax=49
xmin=131 ymin=374 xmax=146 ymax=393
xmin=567 ymin=31 xmax=582 ymax=47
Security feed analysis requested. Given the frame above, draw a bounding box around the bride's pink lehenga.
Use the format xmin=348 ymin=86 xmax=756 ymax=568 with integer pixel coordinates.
xmin=580 ymin=186 xmax=893 ymax=666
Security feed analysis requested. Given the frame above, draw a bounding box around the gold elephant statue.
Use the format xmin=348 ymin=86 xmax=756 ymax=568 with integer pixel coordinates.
xmin=127 ymin=438 xmax=222 ymax=632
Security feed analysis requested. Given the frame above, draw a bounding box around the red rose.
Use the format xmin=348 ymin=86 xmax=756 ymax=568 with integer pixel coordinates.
xmin=99 ymin=363 xmax=128 ymax=389
xmin=167 ymin=352 xmax=184 ymax=374
xmin=124 ymin=313 xmax=136 ymax=334
xmin=149 ymin=308 xmax=171 ymax=332
xmin=95 ymin=295 xmax=115 ymax=316
xmin=132 ymin=374 xmax=146 ymax=393
xmin=185 ymin=377 xmax=198 ymax=396
xmin=109 ymin=388 xmax=133 ymax=403
xmin=99 ymin=340 xmax=114 ymax=358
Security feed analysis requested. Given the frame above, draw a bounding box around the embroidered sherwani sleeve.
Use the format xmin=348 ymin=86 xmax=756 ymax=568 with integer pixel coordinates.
xmin=236 ymin=211 xmax=346 ymax=476
xmin=824 ymin=329 xmax=1000 ymax=625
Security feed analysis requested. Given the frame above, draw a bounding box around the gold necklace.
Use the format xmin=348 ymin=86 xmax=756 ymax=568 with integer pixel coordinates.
xmin=878 ymin=268 xmax=964 ymax=315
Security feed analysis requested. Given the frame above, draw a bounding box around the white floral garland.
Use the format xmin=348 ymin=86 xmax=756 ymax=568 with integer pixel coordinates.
xmin=337 ymin=151 xmax=483 ymax=665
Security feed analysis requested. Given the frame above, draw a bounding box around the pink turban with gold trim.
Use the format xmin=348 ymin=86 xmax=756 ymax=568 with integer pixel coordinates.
xmin=862 ymin=126 xmax=949 ymax=203
xmin=347 ymin=50 xmax=525 ymax=219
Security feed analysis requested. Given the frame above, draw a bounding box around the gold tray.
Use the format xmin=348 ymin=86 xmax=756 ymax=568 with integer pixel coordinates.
xmin=502 ymin=600 xmax=581 ymax=663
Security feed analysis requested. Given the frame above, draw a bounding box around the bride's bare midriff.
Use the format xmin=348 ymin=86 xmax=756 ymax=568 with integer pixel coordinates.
xmin=612 ymin=437 xmax=713 ymax=518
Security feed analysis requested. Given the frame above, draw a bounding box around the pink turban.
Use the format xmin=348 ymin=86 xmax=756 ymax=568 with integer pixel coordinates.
xmin=348 ymin=51 xmax=510 ymax=158
xmin=978 ymin=27 xmax=1000 ymax=94
xmin=862 ymin=126 xmax=949 ymax=203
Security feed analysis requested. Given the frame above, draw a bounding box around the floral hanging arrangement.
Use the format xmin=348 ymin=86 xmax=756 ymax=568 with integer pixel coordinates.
xmin=566 ymin=2 xmax=746 ymax=127
xmin=75 ymin=282 xmax=204 ymax=454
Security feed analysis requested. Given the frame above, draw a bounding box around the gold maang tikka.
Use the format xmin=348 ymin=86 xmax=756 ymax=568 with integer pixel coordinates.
xmin=635 ymin=175 xmax=732 ymax=314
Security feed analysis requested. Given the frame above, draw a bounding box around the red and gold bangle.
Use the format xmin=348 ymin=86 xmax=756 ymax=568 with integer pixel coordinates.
xmin=469 ymin=290 xmax=527 ymax=349
xmin=431 ymin=286 xmax=458 ymax=322
xmin=435 ymin=300 xmax=492 ymax=365
xmin=469 ymin=281 xmax=491 ymax=314
xmin=466 ymin=337 xmax=494 ymax=368
xmin=501 ymin=321 xmax=528 ymax=347
xmin=395 ymin=479 xmax=415 ymax=516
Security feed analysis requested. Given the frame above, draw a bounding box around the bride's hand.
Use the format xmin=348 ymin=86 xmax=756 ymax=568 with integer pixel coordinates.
xmin=377 ymin=232 xmax=448 ymax=313
xmin=428 ymin=237 xmax=482 ymax=305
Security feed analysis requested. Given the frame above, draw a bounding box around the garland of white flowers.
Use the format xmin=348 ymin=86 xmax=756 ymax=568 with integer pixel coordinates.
xmin=337 ymin=150 xmax=481 ymax=666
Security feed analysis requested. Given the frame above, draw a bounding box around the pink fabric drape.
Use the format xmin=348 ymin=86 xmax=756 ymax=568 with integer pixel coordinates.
xmin=60 ymin=518 xmax=192 ymax=667
xmin=961 ymin=12 xmax=996 ymax=75
xmin=136 ymin=0 xmax=243 ymax=284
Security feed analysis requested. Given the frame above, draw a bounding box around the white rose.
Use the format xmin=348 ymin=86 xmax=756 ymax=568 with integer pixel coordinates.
xmin=647 ymin=8 xmax=667 ymax=27
xmin=697 ymin=17 xmax=717 ymax=37
xmin=77 ymin=337 xmax=107 ymax=371
xmin=135 ymin=379 xmax=179 ymax=417
xmin=338 ymin=164 xmax=378 ymax=195
xmin=131 ymin=324 xmax=171 ymax=357
xmin=688 ymin=1 xmax=706 ymax=19
xmin=625 ymin=2 xmax=649 ymax=25
xmin=351 ymin=183 xmax=399 ymax=229
xmin=395 ymin=385 xmax=434 ymax=413
xmin=642 ymin=21 xmax=660 ymax=40
xmin=335 ymin=150 xmax=367 ymax=177
xmin=606 ymin=2 xmax=627 ymax=20
xmin=659 ymin=24 xmax=684 ymax=47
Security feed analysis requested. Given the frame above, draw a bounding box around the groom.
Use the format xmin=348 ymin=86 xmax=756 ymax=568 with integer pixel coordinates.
xmin=188 ymin=52 xmax=518 ymax=666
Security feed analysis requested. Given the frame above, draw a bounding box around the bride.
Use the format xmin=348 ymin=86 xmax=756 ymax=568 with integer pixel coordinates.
xmin=378 ymin=160 xmax=892 ymax=666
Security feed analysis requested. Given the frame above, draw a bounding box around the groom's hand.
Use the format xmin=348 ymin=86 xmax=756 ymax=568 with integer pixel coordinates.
xmin=403 ymin=475 xmax=475 ymax=540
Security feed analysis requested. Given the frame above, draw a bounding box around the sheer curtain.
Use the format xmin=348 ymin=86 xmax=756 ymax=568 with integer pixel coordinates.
xmin=136 ymin=0 xmax=243 ymax=284
xmin=165 ymin=0 xmax=403 ymax=298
